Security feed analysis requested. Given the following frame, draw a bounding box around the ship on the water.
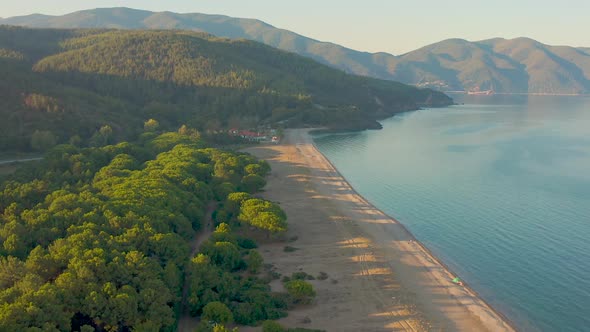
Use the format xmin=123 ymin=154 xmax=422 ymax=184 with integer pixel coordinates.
xmin=466 ymin=89 xmax=495 ymax=95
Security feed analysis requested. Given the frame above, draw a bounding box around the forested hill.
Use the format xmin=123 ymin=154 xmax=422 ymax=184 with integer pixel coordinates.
xmin=0 ymin=26 xmax=450 ymax=152
xmin=395 ymin=38 xmax=590 ymax=94
xmin=3 ymin=7 xmax=590 ymax=94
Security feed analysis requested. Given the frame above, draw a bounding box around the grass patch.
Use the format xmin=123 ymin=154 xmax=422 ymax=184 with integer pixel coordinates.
xmin=299 ymin=316 xmax=312 ymax=324
xmin=292 ymin=272 xmax=314 ymax=281
xmin=317 ymin=272 xmax=328 ymax=280
xmin=282 ymin=271 xmax=315 ymax=283
xmin=283 ymin=246 xmax=299 ymax=252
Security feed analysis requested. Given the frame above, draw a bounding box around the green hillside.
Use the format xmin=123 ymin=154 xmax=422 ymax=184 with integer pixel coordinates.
xmin=0 ymin=26 xmax=450 ymax=153
xmin=0 ymin=7 xmax=393 ymax=79
xmin=3 ymin=7 xmax=589 ymax=94
xmin=358 ymin=37 xmax=590 ymax=94
xmin=390 ymin=38 xmax=528 ymax=92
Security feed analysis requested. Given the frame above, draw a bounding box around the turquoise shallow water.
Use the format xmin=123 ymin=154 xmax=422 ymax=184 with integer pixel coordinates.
xmin=313 ymin=95 xmax=590 ymax=332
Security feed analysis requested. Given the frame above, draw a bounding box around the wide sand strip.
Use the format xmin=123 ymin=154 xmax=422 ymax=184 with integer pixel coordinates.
xmin=243 ymin=129 xmax=515 ymax=332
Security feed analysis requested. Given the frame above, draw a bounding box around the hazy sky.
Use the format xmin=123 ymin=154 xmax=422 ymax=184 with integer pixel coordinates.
xmin=2 ymin=0 xmax=589 ymax=54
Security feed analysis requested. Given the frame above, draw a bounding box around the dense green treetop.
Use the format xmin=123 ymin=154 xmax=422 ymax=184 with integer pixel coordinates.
xmin=0 ymin=130 xmax=282 ymax=331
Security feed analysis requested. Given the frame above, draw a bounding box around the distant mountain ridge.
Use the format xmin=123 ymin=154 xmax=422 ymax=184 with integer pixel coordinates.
xmin=0 ymin=8 xmax=390 ymax=80
xmin=2 ymin=7 xmax=590 ymax=94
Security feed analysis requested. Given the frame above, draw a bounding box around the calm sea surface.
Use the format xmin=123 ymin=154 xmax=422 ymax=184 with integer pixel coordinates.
xmin=313 ymin=95 xmax=590 ymax=332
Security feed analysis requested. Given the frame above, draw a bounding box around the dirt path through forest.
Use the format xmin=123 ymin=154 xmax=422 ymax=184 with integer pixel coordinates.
xmin=177 ymin=202 xmax=217 ymax=332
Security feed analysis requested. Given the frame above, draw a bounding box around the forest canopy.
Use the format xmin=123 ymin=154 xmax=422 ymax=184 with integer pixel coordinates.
xmin=0 ymin=130 xmax=293 ymax=331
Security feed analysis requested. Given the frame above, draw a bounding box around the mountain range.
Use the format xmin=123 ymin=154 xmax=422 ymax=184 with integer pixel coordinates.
xmin=2 ymin=7 xmax=590 ymax=94
xmin=0 ymin=26 xmax=449 ymax=151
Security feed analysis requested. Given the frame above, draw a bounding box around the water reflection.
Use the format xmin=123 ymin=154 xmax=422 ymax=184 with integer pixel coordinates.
xmin=314 ymin=96 xmax=590 ymax=332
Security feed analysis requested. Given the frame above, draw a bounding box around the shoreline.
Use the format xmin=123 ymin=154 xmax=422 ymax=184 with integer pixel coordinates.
xmin=445 ymin=91 xmax=590 ymax=97
xmin=244 ymin=128 xmax=516 ymax=331
xmin=309 ymin=131 xmax=518 ymax=332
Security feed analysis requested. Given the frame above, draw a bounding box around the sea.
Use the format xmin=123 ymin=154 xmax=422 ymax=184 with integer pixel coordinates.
xmin=312 ymin=95 xmax=590 ymax=332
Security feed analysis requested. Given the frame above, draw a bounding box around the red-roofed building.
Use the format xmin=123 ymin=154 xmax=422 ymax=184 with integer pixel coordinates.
xmin=239 ymin=130 xmax=267 ymax=141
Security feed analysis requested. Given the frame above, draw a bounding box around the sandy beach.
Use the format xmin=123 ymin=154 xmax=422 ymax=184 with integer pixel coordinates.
xmin=242 ymin=129 xmax=515 ymax=332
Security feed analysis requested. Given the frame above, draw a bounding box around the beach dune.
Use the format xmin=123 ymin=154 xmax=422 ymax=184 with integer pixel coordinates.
xmin=243 ymin=129 xmax=515 ymax=332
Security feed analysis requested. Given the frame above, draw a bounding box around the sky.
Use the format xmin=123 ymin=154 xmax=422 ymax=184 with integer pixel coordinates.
xmin=1 ymin=0 xmax=589 ymax=55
